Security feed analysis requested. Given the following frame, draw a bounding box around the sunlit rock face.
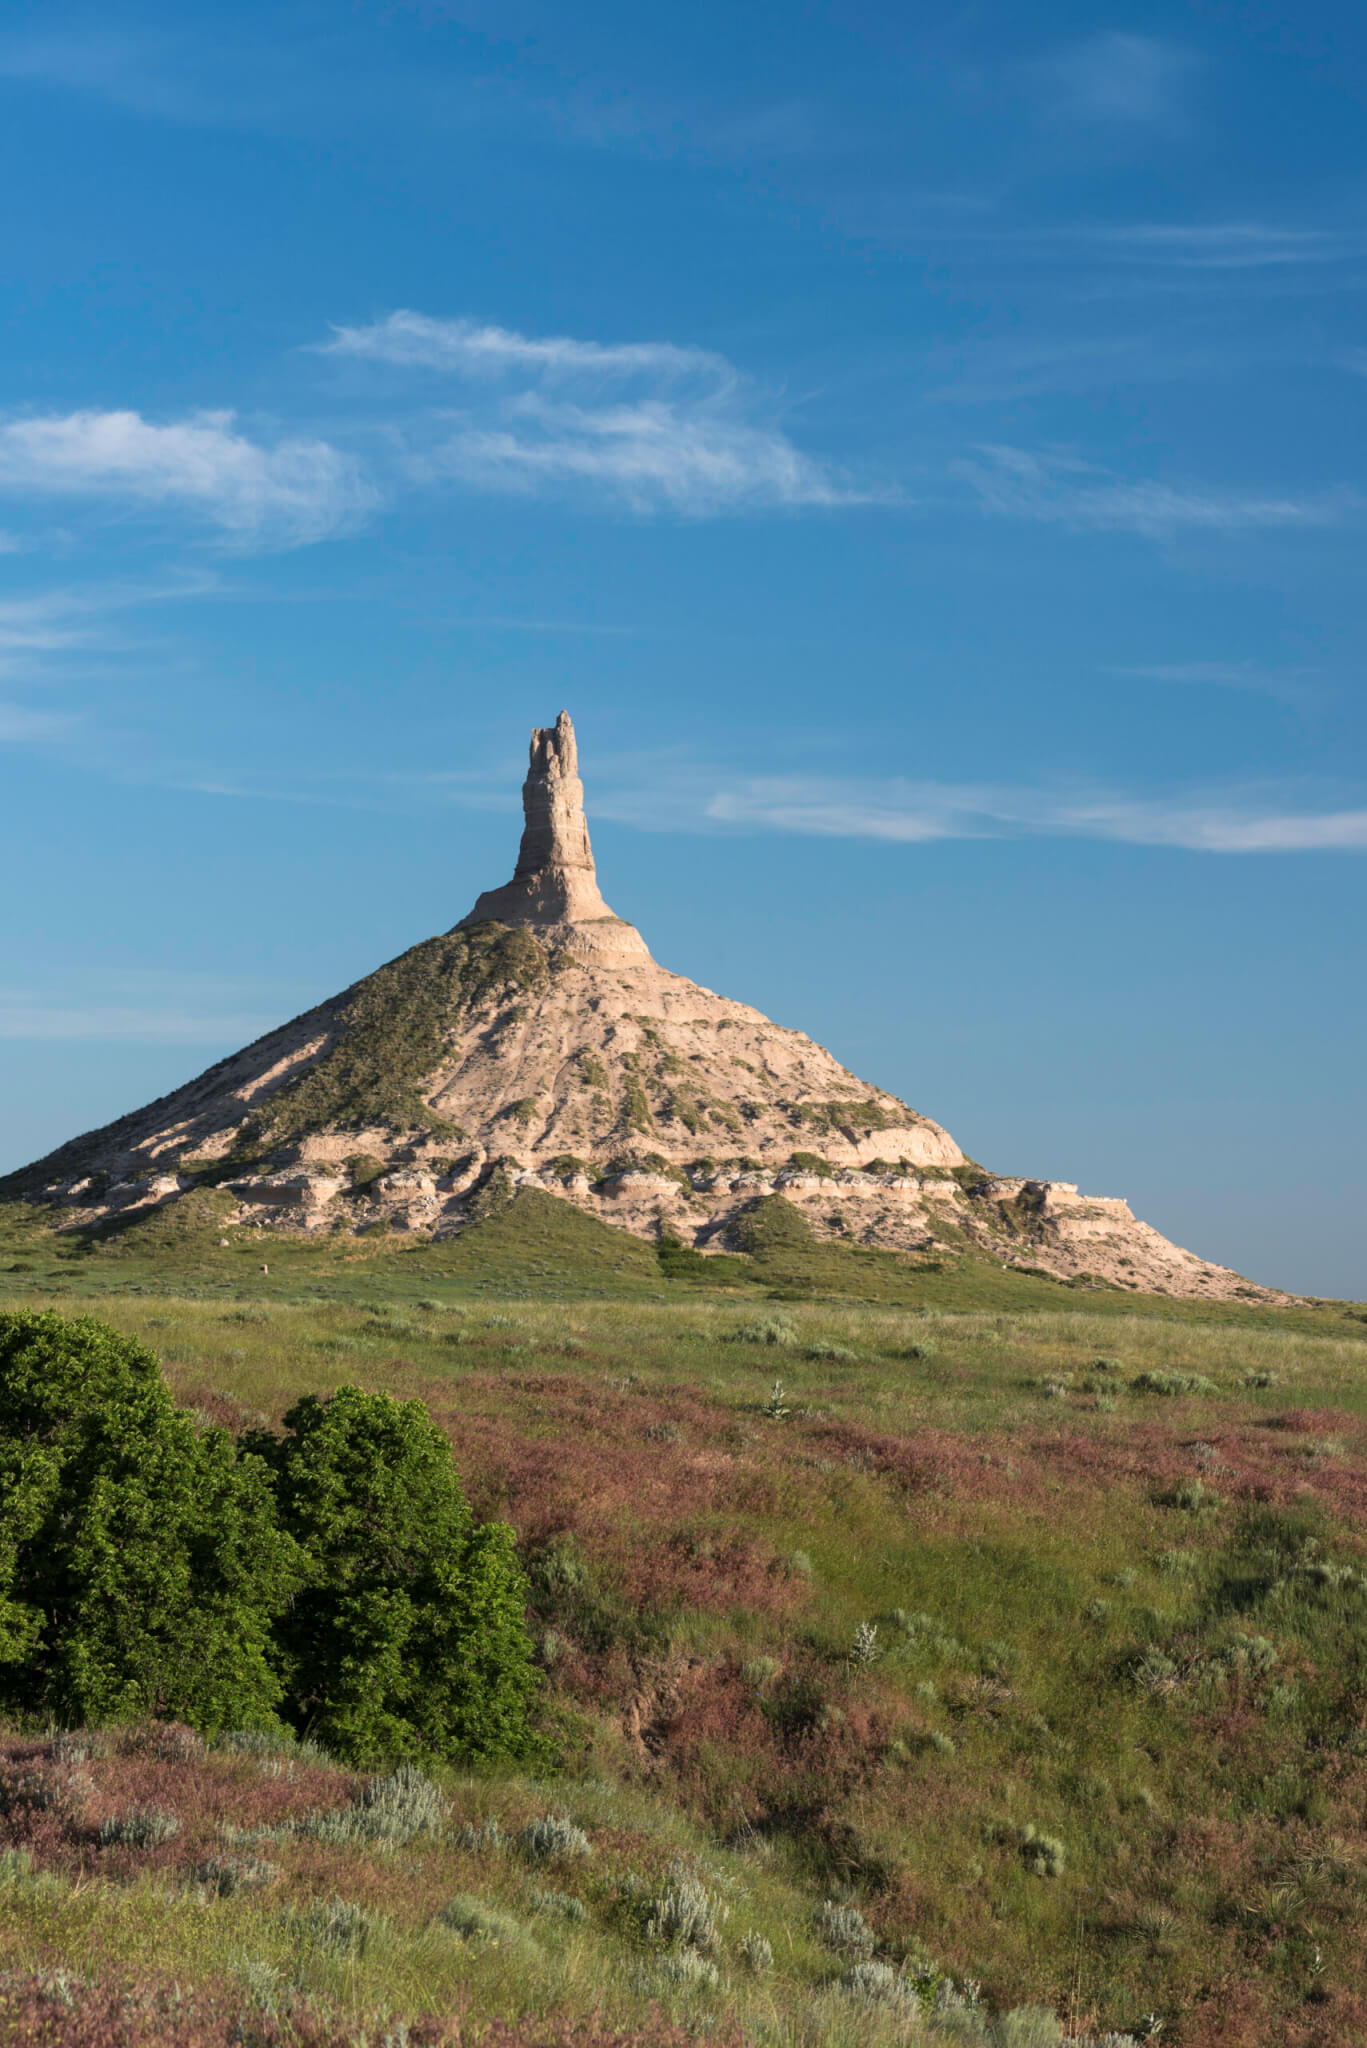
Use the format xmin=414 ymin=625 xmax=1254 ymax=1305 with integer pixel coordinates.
xmin=2 ymin=710 xmax=1284 ymax=1303
xmin=459 ymin=710 xmax=651 ymax=963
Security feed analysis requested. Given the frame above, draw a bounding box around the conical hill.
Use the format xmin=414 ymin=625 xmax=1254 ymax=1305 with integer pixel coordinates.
xmin=3 ymin=712 xmax=1282 ymax=1304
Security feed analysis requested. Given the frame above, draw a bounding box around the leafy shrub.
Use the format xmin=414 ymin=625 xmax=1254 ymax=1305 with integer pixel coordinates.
xmin=248 ymin=1386 xmax=537 ymax=1768
xmin=99 ymin=1805 xmax=180 ymax=1848
xmin=644 ymin=1868 xmax=722 ymax=1951
xmin=518 ymin=1813 xmax=593 ymax=1861
xmin=814 ymin=1899 xmax=876 ymax=1956
xmin=1131 ymin=1370 xmax=1217 ymax=1397
xmin=0 ymin=1312 xmax=295 ymax=1734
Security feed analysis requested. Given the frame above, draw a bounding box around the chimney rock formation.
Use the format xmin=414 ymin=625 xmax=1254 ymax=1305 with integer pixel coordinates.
xmin=0 ymin=707 xmax=1284 ymax=1304
xmin=460 ymin=710 xmax=650 ymax=961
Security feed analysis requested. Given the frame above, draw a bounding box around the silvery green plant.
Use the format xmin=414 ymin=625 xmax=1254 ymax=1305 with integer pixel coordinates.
xmin=814 ymin=1898 xmax=876 ymax=1956
xmin=518 ymin=1813 xmax=593 ymax=1861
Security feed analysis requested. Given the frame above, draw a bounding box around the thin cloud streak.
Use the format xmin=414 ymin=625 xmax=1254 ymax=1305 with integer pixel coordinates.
xmin=320 ymin=312 xmax=729 ymax=385
xmin=956 ymin=445 xmax=1351 ymax=536
xmin=696 ymin=776 xmax=1367 ymax=853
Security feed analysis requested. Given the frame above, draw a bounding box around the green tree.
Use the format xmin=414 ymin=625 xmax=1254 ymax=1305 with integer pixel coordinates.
xmin=0 ymin=1311 xmax=296 ymax=1731
xmin=254 ymin=1385 xmax=538 ymax=1767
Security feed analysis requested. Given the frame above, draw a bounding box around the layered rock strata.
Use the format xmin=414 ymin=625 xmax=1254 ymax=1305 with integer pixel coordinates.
xmin=3 ymin=711 xmax=1283 ymax=1303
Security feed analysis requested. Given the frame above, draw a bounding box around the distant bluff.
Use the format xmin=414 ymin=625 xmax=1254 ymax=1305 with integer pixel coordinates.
xmin=3 ymin=711 xmax=1282 ymax=1303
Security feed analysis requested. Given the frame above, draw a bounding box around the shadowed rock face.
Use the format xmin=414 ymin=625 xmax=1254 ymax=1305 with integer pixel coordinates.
xmin=458 ymin=710 xmax=650 ymax=960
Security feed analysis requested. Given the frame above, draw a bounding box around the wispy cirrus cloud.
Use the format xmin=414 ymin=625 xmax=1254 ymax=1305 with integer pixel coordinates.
xmin=955 ymin=444 xmax=1350 ymax=537
xmin=1107 ymin=661 xmax=1317 ymax=707
xmin=693 ymin=776 xmax=1367 ymax=854
xmin=320 ymin=311 xmax=728 ymax=385
xmin=1037 ymin=32 xmax=1196 ymax=125
xmin=0 ymin=409 xmax=375 ymax=548
xmin=1076 ymin=221 xmax=1354 ymax=269
xmin=0 ymin=702 xmax=73 ymax=743
xmin=320 ymin=311 xmax=869 ymax=516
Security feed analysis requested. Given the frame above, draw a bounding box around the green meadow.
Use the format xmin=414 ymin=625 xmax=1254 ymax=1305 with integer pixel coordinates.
xmin=2 ymin=1189 xmax=1366 ymax=2046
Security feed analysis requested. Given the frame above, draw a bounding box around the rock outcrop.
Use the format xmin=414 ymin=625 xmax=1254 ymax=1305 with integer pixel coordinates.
xmin=1 ymin=710 xmax=1285 ymax=1303
xmin=460 ymin=711 xmax=650 ymax=962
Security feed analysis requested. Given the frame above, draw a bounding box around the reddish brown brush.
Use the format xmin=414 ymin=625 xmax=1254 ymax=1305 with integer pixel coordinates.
xmin=0 ymin=1976 xmax=734 ymax=2048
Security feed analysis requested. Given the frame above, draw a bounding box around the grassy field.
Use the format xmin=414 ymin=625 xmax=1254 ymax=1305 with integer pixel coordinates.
xmin=2 ymin=1193 xmax=1366 ymax=2045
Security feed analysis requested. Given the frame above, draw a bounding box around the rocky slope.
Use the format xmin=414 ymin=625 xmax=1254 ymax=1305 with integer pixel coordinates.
xmin=3 ymin=712 xmax=1283 ymax=1303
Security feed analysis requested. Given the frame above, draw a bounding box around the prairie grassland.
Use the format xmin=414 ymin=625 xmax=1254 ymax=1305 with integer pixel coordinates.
xmin=2 ymin=1198 xmax=1367 ymax=2046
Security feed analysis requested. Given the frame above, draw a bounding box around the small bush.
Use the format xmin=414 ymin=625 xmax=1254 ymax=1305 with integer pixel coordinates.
xmin=439 ymin=1893 xmax=528 ymax=1946
xmin=456 ymin=1816 xmax=508 ymax=1854
xmin=740 ymin=1931 xmax=774 ymax=1973
xmin=533 ymin=1888 xmax=587 ymax=1923
xmin=814 ymin=1898 xmax=876 ymax=1956
xmin=294 ymin=1898 xmax=381 ymax=1957
xmin=1155 ymin=1477 xmax=1220 ymax=1513
xmin=1131 ymin=1370 xmax=1217 ymax=1397
xmin=193 ymin=1855 xmax=279 ymax=1897
xmin=99 ymin=1805 xmax=180 ymax=1848
xmin=652 ymin=1950 xmax=720 ymax=1991
xmin=518 ymin=1813 xmax=593 ymax=1861
xmin=1017 ymin=1825 xmax=1065 ymax=1878
xmin=850 ymin=1621 xmax=880 ymax=1667
xmin=645 ymin=1869 xmax=722 ymax=1951
xmin=988 ymin=2012 xmax=1065 ymax=2048
xmin=303 ymin=1764 xmax=447 ymax=1846
xmin=731 ymin=1317 xmax=796 ymax=1348
xmin=839 ymin=1961 xmax=915 ymax=2011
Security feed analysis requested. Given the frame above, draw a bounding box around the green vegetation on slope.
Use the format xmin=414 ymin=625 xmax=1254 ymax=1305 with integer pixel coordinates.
xmin=258 ymin=921 xmax=551 ymax=1144
xmin=2 ymin=1260 xmax=1367 ymax=2042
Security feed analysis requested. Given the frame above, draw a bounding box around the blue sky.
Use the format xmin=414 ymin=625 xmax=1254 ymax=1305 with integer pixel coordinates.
xmin=1 ymin=0 xmax=1364 ymax=1296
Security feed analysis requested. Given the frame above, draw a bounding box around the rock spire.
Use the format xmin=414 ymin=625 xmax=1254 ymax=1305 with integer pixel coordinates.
xmin=459 ymin=710 xmax=650 ymax=960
